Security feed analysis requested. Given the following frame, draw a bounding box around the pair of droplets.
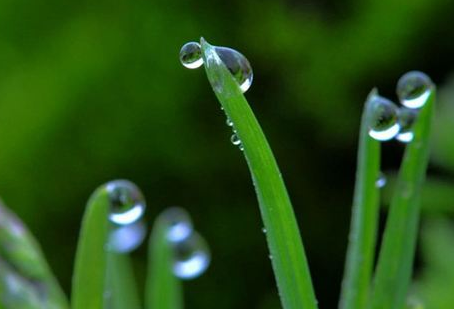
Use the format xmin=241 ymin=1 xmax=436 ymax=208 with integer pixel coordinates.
xmin=105 ymin=180 xmax=210 ymax=280
xmin=179 ymin=41 xmax=433 ymax=146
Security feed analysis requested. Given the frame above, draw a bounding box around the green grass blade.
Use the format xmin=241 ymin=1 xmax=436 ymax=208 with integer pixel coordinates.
xmin=369 ymin=89 xmax=435 ymax=309
xmin=145 ymin=215 xmax=183 ymax=309
xmin=0 ymin=202 xmax=69 ymax=309
xmin=71 ymin=187 xmax=110 ymax=309
xmin=105 ymin=252 xmax=142 ymax=309
xmin=200 ymin=39 xmax=318 ymax=309
xmin=339 ymin=90 xmax=381 ymax=309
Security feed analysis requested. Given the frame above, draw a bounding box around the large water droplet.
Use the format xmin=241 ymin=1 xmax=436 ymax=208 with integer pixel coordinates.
xmin=107 ymin=221 xmax=146 ymax=253
xmin=368 ymin=95 xmax=400 ymax=141
xmin=396 ymin=71 xmax=433 ymax=109
xmin=106 ymin=180 xmax=146 ymax=225
xmin=396 ymin=107 xmax=418 ymax=143
xmin=180 ymin=42 xmax=203 ymax=69
xmin=172 ymin=232 xmax=210 ymax=280
xmin=160 ymin=207 xmax=193 ymax=242
xmin=214 ymin=46 xmax=253 ymax=93
xmin=375 ymin=172 xmax=387 ymax=188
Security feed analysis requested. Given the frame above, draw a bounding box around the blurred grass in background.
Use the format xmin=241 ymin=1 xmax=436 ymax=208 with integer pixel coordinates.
xmin=0 ymin=0 xmax=453 ymax=308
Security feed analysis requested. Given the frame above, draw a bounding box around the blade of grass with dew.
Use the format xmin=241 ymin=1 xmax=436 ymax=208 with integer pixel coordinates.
xmin=105 ymin=252 xmax=142 ymax=309
xmin=338 ymin=90 xmax=381 ymax=309
xmin=200 ymin=39 xmax=318 ymax=309
xmin=145 ymin=216 xmax=183 ymax=309
xmin=0 ymin=201 xmax=69 ymax=309
xmin=368 ymin=89 xmax=435 ymax=309
xmin=71 ymin=188 xmax=110 ymax=309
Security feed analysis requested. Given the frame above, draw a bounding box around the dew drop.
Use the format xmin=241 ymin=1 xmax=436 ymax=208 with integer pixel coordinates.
xmin=262 ymin=227 xmax=267 ymax=233
xmin=367 ymin=95 xmax=400 ymax=141
xmin=396 ymin=71 xmax=433 ymax=109
xmin=180 ymin=42 xmax=203 ymax=69
xmin=226 ymin=117 xmax=234 ymax=127
xmin=214 ymin=46 xmax=253 ymax=93
xmin=106 ymin=180 xmax=146 ymax=225
xmin=230 ymin=133 xmax=241 ymax=146
xmin=107 ymin=221 xmax=146 ymax=253
xmin=172 ymin=232 xmax=210 ymax=280
xmin=396 ymin=107 xmax=418 ymax=143
xmin=375 ymin=172 xmax=387 ymax=188
xmin=160 ymin=207 xmax=193 ymax=243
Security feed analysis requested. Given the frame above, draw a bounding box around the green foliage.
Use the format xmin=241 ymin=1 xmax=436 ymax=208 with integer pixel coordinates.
xmin=339 ymin=90 xmax=381 ymax=309
xmin=70 ymin=188 xmax=110 ymax=309
xmin=201 ymin=39 xmax=318 ymax=309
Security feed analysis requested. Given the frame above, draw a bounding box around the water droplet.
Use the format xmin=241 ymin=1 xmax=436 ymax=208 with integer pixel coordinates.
xmin=172 ymin=232 xmax=210 ymax=280
xmin=107 ymin=221 xmax=146 ymax=253
xmin=396 ymin=107 xmax=418 ymax=143
xmin=367 ymin=95 xmax=400 ymax=141
xmin=231 ymin=133 xmax=241 ymax=146
xmin=180 ymin=42 xmax=203 ymax=69
xmin=375 ymin=172 xmax=387 ymax=188
xmin=160 ymin=207 xmax=193 ymax=242
xmin=262 ymin=227 xmax=267 ymax=233
xmin=268 ymin=254 xmax=273 ymax=260
xmin=214 ymin=46 xmax=253 ymax=93
xmin=226 ymin=117 xmax=234 ymax=127
xmin=396 ymin=71 xmax=433 ymax=109
xmin=106 ymin=180 xmax=146 ymax=225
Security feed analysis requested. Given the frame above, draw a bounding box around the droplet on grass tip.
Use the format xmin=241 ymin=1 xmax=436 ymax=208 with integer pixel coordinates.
xmin=396 ymin=107 xmax=418 ymax=143
xmin=396 ymin=71 xmax=433 ymax=109
xmin=214 ymin=46 xmax=253 ymax=93
xmin=161 ymin=207 xmax=193 ymax=243
xmin=368 ymin=95 xmax=400 ymax=141
xmin=181 ymin=40 xmax=253 ymax=92
xmin=106 ymin=180 xmax=146 ymax=225
xmin=172 ymin=232 xmax=210 ymax=280
xmin=180 ymin=42 xmax=203 ymax=69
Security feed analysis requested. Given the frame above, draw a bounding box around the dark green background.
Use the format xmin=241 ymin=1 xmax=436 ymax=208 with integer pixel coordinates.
xmin=1 ymin=0 xmax=454 ymax=308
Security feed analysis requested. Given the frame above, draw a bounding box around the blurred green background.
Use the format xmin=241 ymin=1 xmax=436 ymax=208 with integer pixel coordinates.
xmin=1 ymin=0 xmax=454 ymax=308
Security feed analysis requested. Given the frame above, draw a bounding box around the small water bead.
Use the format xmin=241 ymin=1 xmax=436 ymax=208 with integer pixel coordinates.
xmin=230 ymin=133 xmax=241 ymax=146
xmin=226 ymin=117 xmax=234 ymax=127
xmin=106 ymin=180 xmax=146 ymax=225
xmin=160 ymin=207 xmax=193 ymax=243
xmin=214 ymin=46 xmax=253 ymax=93
xmin=107 ymin=221 xmax=146 ymax=253
xmin=375 ymin=172 xmax=387 ymax=188
xmin=396 ymin=71 xmax=433 ymax=109
xmin=368 ymin=95 xmax=400 ymax=141
xmin=179 ymin=42 xmax=203 ymax=69
xmin=172 ymin=232 xmax=210 ymax=280
xmin=396 ymin=107 xmax=418 ymax=143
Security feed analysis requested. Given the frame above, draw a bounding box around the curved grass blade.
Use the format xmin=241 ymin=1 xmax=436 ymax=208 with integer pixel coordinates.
xmin=339 ymin=90 xmax=381 ymax=309
xmin=0 ymin=201 xmax=69 ymax=309
xmin=71 ymin=187 xmax=110 ymax=309
xmin=200 ymin=39 xmax=318 ymax=309
xmin=105 ymin=252 xmax=141 ymax=309
xmin=145 ymin=215 xmax=183 ymax=309
xmin=368 ymin=88 xmax=435 ymax=309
